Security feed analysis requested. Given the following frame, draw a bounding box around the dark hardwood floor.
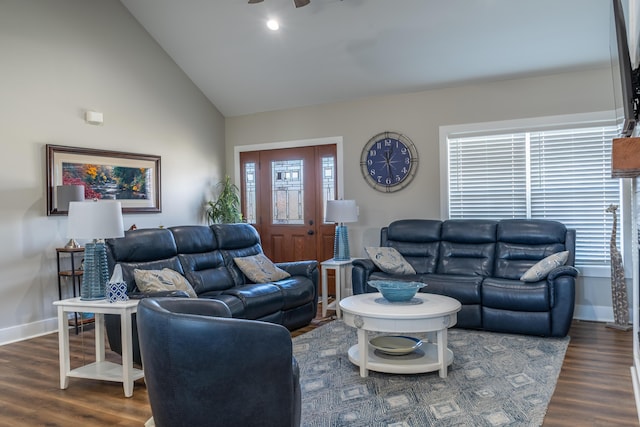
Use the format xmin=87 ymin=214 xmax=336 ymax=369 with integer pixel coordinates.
xmin=0 ymin=310 xmax=637 ymax=426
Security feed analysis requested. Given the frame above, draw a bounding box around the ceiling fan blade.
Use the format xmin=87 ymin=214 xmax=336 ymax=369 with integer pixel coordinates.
xmin=248 ymin=0 xmax=264 ymax=4
xmin=294 ymin=0 xmax=310 ymax=7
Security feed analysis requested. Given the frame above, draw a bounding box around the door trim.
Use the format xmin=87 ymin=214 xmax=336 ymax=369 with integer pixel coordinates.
xmin=234 ymin=136 xmax=345 ymax=199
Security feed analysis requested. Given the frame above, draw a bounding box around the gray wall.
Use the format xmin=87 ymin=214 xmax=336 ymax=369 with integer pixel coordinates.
xmin=0 ymin=0 xmax=225 ymax=343
xmin=226 ymin=68 xmax=619 ymax=321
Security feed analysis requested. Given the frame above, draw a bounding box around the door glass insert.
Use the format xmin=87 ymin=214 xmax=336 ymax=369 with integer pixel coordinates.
xmin=321 ymin=156 xmax=336 ymax=223
xmin=272 ymin=159 xmax=304 ymax=224
xmin=243 ymin=162 xmax=257 ymax=224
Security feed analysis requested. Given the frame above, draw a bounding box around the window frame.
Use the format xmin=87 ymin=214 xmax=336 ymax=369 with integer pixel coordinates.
xmin=439 ymin=111 xmax=632 ymax=278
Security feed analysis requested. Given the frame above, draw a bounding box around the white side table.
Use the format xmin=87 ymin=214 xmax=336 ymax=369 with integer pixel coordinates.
xmin=320 ymin=258 xmax=353 ymax=318
xmin=53 ymin=297 xmax=143 ymax=397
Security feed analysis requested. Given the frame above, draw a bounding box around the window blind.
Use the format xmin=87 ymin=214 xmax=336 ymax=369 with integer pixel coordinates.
xmin=447 ymin=125 xmax=620 ymax=266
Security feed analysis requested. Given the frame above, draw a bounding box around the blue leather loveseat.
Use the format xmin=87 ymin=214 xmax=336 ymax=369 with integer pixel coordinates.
xmin=104 ymin=223 xmax=318 ymax=364
xmin=352 ymin=219 xmax=578 ymax=337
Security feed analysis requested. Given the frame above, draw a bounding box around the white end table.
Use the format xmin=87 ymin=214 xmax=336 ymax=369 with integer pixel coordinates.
xmin=340 ymin=293 xmax=461 ymax=378
xmin=53 ymin=297 xmax=143 ymax=397
xmin=320 ymin=258 xmax=353 ymax=318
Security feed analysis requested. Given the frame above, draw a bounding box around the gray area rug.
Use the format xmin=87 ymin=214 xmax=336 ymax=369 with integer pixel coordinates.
xmin=293 ymin=321 xmax=569 ymax=427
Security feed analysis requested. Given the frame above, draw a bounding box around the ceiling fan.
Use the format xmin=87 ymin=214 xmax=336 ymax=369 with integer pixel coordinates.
xmin=248 ymin=0 xmax=311 ymax=8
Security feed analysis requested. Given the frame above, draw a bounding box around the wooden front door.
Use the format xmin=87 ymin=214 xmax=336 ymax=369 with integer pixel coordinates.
xmin=240 ymin=145 xmax=337 ymax=264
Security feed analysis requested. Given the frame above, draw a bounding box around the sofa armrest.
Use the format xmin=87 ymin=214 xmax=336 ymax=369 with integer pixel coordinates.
xmin=547 ymin=265 xmax=579 ymax=337
xmin=128 ymin=290 xmax=191 ymax=299
xmin=276 ymin=260 xmax=319 ymax=306
xmin=352 ymin=258 xmax=379 ymax=295
xmin=547 ymin=265 xmax=579 ymax=282
xmin=276 ymin=260 xmax=318 ymax=280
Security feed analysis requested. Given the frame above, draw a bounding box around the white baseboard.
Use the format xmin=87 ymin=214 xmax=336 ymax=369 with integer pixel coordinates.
xmin=0 ymin=317 xmax=57 ymax=346
xmin=573 ymin=304 xmax=617 ymax=323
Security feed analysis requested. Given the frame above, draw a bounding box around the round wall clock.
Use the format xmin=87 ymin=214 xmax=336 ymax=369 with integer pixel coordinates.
xmin=360 ymin=131 xmax=419 ymax=193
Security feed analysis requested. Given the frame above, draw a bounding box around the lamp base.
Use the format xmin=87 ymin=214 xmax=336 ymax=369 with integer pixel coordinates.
xmin=333 ymin=225 xmax=351 ymax=261
xmin=80 ymin=242 xmax=108 ymax=300
xmin=64 ymin=238 xmax=80 ymax=249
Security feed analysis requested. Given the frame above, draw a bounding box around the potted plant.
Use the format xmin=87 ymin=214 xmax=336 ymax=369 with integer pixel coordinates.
xmin=206 ymin=175 xmax=243 ymax=224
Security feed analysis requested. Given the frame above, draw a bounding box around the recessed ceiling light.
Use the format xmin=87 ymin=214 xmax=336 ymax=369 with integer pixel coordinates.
xmin=267 ymin=19 xmax=279 ymax=31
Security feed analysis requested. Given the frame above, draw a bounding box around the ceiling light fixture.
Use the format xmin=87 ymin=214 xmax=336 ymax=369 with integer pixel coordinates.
xmin=266 ymin=19 xmax=279 ymax=31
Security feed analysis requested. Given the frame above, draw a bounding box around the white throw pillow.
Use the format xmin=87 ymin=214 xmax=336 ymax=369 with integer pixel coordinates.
xmin=365 ymin=246 xmax=416 ymax=275
xmin=134 ymin=268 xmax=198 ymax=298
xmin=234 ymin=253 xmax=291 ymax=283
xmin=520 ymin=251 xmax=569 ymax=282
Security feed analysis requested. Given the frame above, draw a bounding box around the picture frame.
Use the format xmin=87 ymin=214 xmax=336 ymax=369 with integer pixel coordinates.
xmin=46 ymin=144 xmax=161 ymax=215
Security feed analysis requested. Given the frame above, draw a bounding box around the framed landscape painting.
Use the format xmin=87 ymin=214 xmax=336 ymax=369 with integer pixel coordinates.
xmin=46 ymin=144 xmax=161 ymax=215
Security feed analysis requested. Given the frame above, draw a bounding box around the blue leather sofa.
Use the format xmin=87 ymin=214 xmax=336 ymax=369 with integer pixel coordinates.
xmin=104 ymin=223 xmax=318 ymax=364
xmin=352 ymin=219 xmax=578 ymax=337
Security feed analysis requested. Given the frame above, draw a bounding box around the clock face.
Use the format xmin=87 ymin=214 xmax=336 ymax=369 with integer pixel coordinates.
xmin=360 ymin=131 xmax=418 ymax=192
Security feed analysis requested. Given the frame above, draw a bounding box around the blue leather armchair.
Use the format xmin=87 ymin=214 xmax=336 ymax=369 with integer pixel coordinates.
xmin=137 ymin=297 xmax=301 ymax=427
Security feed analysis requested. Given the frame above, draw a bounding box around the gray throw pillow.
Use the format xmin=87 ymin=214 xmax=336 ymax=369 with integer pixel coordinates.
xmin=134 ymin=268 xmax=198 ymax=297
xmin=365 ymin=246 xmax=416 ymax=275
xmin=520 ymin=251 xmax=569 ymax=282
xmin=234 ymin=253 xmax=291 ymax=283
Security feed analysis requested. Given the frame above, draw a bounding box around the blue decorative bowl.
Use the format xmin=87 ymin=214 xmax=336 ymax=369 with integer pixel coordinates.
xmin=368 ymin=280 xmax=426 ymax=302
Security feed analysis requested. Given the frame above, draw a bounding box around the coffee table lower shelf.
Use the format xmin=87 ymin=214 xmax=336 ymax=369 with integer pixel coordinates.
xmin=347 ymin=342 xmax=453 ymax=375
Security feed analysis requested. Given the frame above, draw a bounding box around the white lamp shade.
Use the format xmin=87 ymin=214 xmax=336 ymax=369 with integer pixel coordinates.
xmin=67 ymin=200 xmax=125 ymax=240
xmin=325 ymin=200 xmax=358 ymax=223
xmin=56 ymin=185 xmax=85 ymax=211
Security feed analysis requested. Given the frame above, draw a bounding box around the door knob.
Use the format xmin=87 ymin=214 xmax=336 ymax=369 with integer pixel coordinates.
xmin=307 ymin=230 xmax=315 ymax=235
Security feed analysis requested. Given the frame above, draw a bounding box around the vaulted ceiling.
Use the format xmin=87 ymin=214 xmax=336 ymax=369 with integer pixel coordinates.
xmin=120 ymin=0 xmax=613 ymax=117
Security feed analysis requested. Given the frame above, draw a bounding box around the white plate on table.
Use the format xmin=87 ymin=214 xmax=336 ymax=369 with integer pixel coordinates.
xmin=369 ymin=335 xmax=422 ymax=356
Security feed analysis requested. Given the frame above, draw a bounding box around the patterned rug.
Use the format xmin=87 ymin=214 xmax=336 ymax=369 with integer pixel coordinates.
xmin=293 ymin=321 xmax=569 ymax=427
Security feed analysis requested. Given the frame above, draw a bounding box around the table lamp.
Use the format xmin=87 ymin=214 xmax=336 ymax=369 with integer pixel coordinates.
xmin=325 ymin=199 xmax=358 ymax=261
xmin=56 ymin=185 xmax=85 ymax=247
xmin=67 ymin=200 xmax=125 ymax=300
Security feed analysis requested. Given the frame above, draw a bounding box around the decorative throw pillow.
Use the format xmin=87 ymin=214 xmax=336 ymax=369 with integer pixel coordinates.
xmin=520 ymin=251 xmax=569 ymax=282
xmin=234 ymin=253 xmax=291 ymax=283
xmin=133 ymin=268 xmax=198 ymax=298
xmin=365 ymin=246 xmax=416 ymax=275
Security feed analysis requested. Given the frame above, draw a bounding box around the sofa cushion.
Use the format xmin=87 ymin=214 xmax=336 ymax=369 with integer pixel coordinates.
xmin=482 ymin=278 xmax=550 ymax=311
xmin=417 ymin=273 xmax=482 ymax=304
xmin=234 ymin=254 xmax=291 ymax=283
xmin=365 ymin=246 xmax=416 ymax=275
xmin=178 ymin=252 xmax=234 ymax=294
xmin=270 ymin=277 xmax=315 ymax=310
xmin=437 ymin=220 xmax=497 ymax=276
xmin=222 ymin=283 xmax=283 ymax=319
xmin=133 ymin=268 xmax=197 ymax=298
xmin=106 ymin=228 xmax=183 ymax=293
xmin=382 ymin=220 xmax=442 ymax=274
xmin=494 ymin=219 xmax=568 ymax=280
xmin=520 ymin=251 xmax=569 ymax=282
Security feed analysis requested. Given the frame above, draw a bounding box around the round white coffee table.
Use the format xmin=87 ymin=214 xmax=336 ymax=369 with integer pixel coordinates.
xmin=339 ymin=292 xmax=461 ymax=378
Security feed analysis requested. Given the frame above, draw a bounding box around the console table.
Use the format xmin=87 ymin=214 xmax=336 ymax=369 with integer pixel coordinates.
xmin=53 ymin=297 xmax=143 ymax=397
